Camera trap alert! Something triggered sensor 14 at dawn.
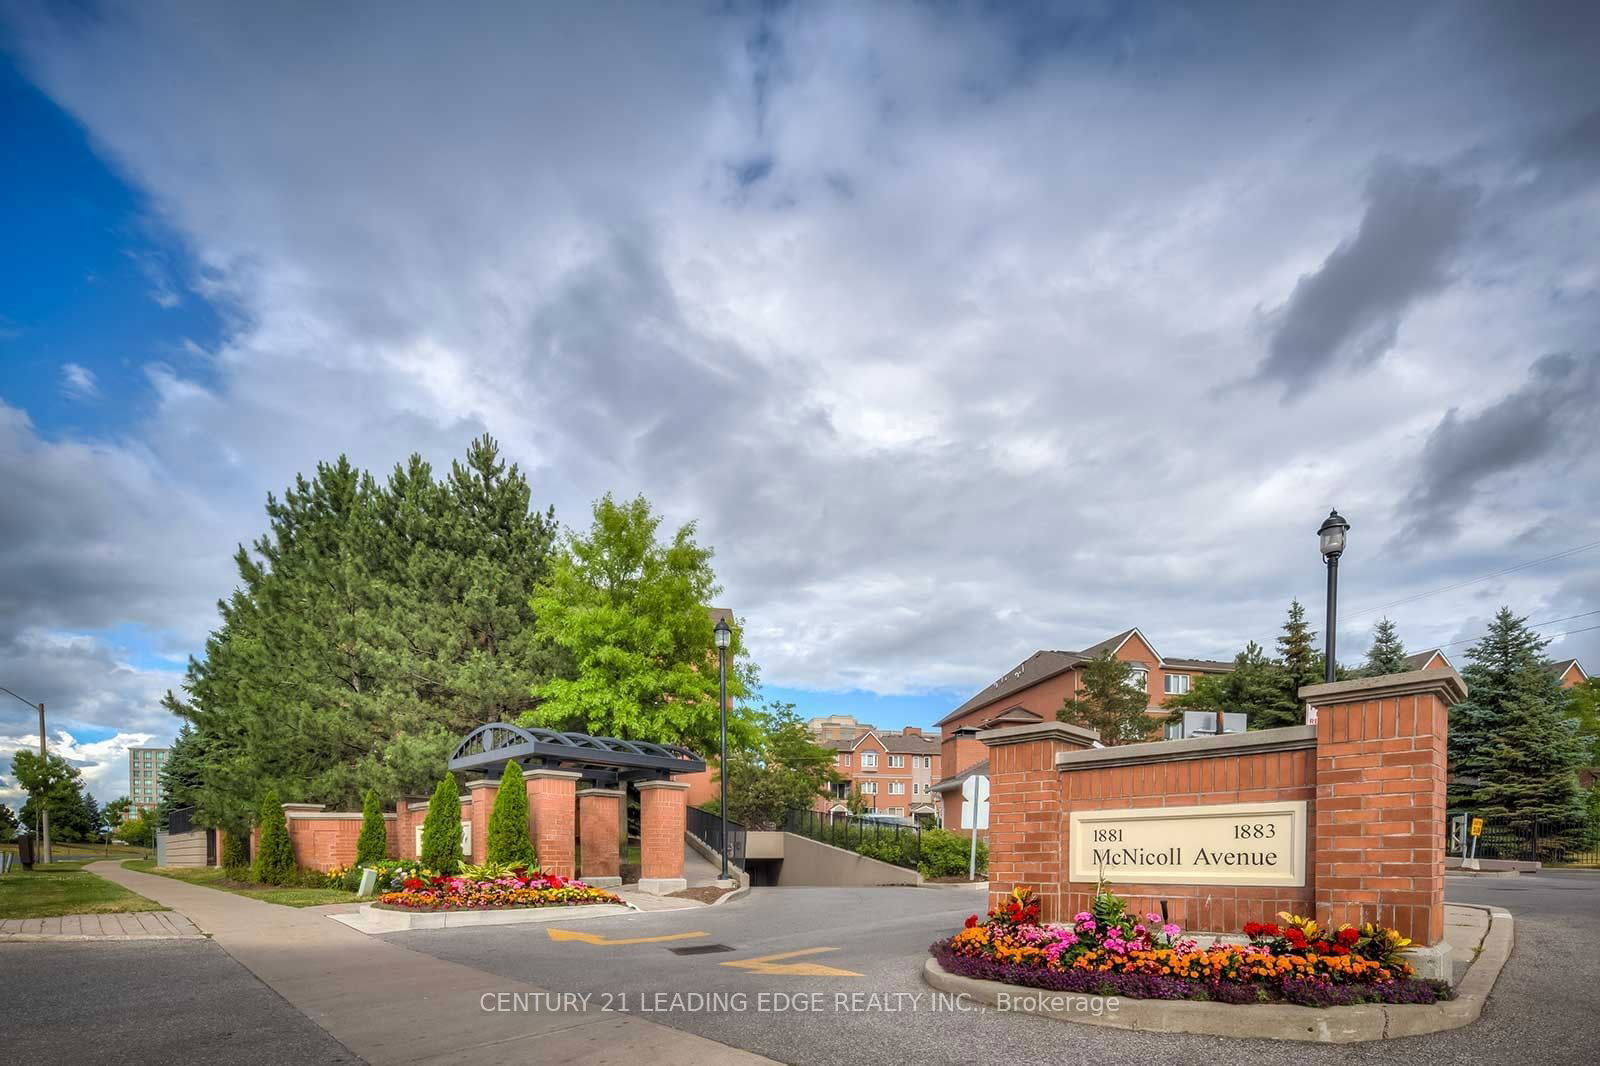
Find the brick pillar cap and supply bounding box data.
[522,768,584,781]
[1299,666,1467,707]
[577,788,625,798]
[465,778,500,790]
[635,779,691,791]
[979,721,1099,749]
[281,803,326,812]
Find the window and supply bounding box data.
[861,752,877,769]
[1128,667,1149,690]
[888,807,903,816]
[839,753,850,767]
[888,755,904,768]
[923,756,933,768]
[1164,673,1190,695]
[889,781,904,795]
[861,781,878,795]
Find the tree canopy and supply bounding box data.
[1361,617,1410,677]
[12,750,101,842]
[165,436,560,829]
[1058,650,1158,744]
[521,493,759,756]
[712,702,840,829]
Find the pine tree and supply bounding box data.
[1058,651,1159,744]
[356,788,388,865]
[484,760,536,867]
[1448,607,1583,814]
[1361,617,1410,677]
[1269,599,1324,728]
[252,789,296,885]
[1472,688,1587,833]
[419,775,463,874]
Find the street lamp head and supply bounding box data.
[713,617,732,650]
[1318,509,1350,560]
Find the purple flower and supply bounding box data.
[1162,923,1182,938]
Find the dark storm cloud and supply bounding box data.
[1400,353,1600,541]
[1253,160,1478,397]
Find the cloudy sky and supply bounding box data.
[2,1,1597,805]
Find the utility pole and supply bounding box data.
[1,686,51,864]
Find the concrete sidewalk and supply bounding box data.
[91,861,773,1066]
[0,909,203,940]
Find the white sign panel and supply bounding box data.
[1068,800,1306,887]
[414,821,471,858]
[960,774,990,830]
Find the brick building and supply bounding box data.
[931,628,1233,829]
[816,726,942,821]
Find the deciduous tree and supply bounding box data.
[714,703,840,829]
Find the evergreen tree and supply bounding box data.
[158,724,208,826]
[252,789,296,885]
[1361,617,1410,677]
[1472,689,1587,833]
[102,796,132,828]
[1058,651,1159,744]
[523,493,759,756]
[1448,607,1582,813]
[356,788,388,865]
[0,803,17,843]
[419,775,463,873]
[221,828,250,871]
[484,760,535,867]
[1270,599,1324,727]
[165,436,559,827]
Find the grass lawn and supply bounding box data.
[2,841,153,863]
[123,859,357,908]
[0,863,166,919]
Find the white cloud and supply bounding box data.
[0,0,1596,731]
[0,729,158,806]
[59,362,99,399]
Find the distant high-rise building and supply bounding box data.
[805,713,874,744]
[128,747,170,813]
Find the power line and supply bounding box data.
[1347,538,1600,619]
[1436,621,1600,651]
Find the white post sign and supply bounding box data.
[961,774,991,880]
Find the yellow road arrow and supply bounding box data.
[720,947,862,977]
[546,929,709,946]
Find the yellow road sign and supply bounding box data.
[546,929,709,946]
[720,946,862,977]
[1470,818,1484,837]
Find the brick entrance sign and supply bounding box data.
[982,667,1465,947]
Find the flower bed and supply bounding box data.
[930,886,1453,1007]
[370,861,623,911]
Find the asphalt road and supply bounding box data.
[388,875,1600,1066]
[0,939,357,1065]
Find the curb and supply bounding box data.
[711,883,752,906]
[920,906,1514,1044]
[0,932,208,942]
[330,900,636,934]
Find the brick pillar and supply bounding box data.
[636,779,691,894]
[465,779,498,866]
[577,788,624,887]
[981,722,1098,923]
[524,769,581,877]
[1303,667,1465,947]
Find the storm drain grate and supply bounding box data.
[668,943,735,955]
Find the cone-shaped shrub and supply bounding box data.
[252,789,295,885]
[221,828,250,871]
[356,788,388,865]
[419,774,463,874]
[485,761,536,867]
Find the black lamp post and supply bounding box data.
[713,616,732,880]
[1317,510,1351,684]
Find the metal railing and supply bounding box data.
[687,805,746,871]
[168,805,196,836]
[1447,810,1600,866]
[783,809,922,870]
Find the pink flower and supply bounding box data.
[1073,912,1094,923]
[1162,923,1181,938]
[1145,912,1162,923]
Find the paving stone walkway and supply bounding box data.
[0,909,203,940]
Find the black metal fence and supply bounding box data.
[687,805,746,871]
[783,809,922,870]
[168,805,195,836]
[1447,810,1600,866]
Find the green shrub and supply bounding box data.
[221,828,250,869]
[252,789,295,885]
[852,832,920,869]
[419,775,463,874]
[918,828,985,879]
[356,788,388,865]
[485,761,535,867]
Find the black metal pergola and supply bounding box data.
[446,723,706,787]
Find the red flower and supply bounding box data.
[1331,945,1351,956]
[1243,921,1263,937]
[964,914,980,929]
[402,877,424,891]
[1313,940,1331,954]
[1336,927,1360,947]
[1285,927,1307,946]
